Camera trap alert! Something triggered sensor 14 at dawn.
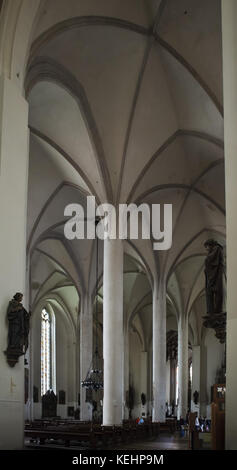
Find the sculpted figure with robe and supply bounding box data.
[5,293,30,366]
[204,239,224,314]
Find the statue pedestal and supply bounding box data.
[202,312,226,344]
[4,347,24,367]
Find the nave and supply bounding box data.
[0,0,237,451]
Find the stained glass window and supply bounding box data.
[41,309,51,396]
[189,363,193,386]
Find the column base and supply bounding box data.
[0,400,24,449]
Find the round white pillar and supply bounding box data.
[123,322,129,420]
[222,0,237,449]
[170,358,176,406]
[0,76,29,449]
[177,315,189,420]
[103,237,123,426]
[191,345,200,415]
[140,351,148,417]
[152,280,166,422]
[80,296,93,421]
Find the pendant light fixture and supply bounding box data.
[81,218,103,391]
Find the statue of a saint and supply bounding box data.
[204,239,224,314]
[23,306,31,353]
[5,293,31,365]
[193,390,199,405]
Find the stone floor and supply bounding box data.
[114,432,189,451]
[25,432,189,451]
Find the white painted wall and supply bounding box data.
[200,329,225,419]
[0,76,29,449]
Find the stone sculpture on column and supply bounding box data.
[4,292,31,366]
[203,240,226,343]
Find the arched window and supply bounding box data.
[41,308,56,396]
[189,362,193,387]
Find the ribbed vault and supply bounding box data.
[21,0,225,356]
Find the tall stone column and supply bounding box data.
[0,76,29,449]
[191,345,200,415]
[170,358,176,406]
[222,0,237,449]
[24,256,31,421]
[177,315,189,420]
[68,334,77,411]
[140,351,148,417]
[166,360,171,405]
[103,237,123,426]
[123,321,129,420]
[152,279,166,422]
[80,295,93,421]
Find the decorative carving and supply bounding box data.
[204,239,224,314]
[167,330,192,360]
[203,312,226,344]
[167,330,178,360]
[4,293,31,367]
[42,390,57,418]
[203,240,226,344]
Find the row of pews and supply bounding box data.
[25,419,160,448]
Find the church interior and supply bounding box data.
[0,0,237,451]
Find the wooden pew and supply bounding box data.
[25,428,96,448]
[166,418,176,434]
[25,418,160,448]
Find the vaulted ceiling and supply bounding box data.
[20,0,225,344]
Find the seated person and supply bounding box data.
[138,417,144,425]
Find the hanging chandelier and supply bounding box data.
[81,362,103,391]
[81,218,103,391]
